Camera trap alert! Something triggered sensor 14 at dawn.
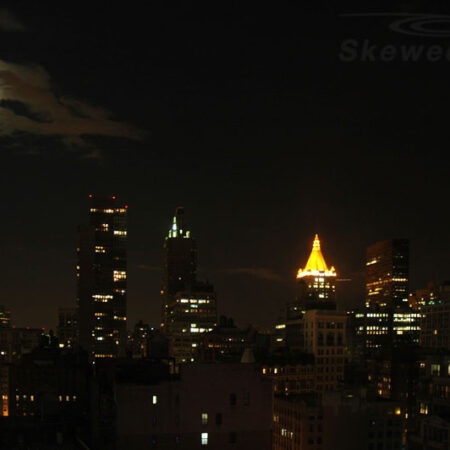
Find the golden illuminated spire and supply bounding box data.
[297,234,336,278]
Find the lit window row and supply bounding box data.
[187,326,213,333]
[92,294,113,302]
[90,208,114,214]
[58,395,77,402]
[114,230,127,236]
[113,271,127,281]
[179,298,211,304]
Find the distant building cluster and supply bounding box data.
[1,196,450,449]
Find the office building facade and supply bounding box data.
[364,239,419,348]
[161,208,217,362]
[366,239,409,310]
[57,307,78,349]
[0,305,10,327]
[77,195,127,360]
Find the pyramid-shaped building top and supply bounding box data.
[297,234,336,279]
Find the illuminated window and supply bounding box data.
[201,412,208,425]
[420,403,429,414]
[201,433,208,445]
[92,294,113,303]
[113,271,127,282]
[153,395,158,405]
[431,364,440,376]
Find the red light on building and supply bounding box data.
[89,194,93,198]
[125,205,129,209]
[112,195,116,200]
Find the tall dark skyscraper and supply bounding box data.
[363,239,419,349]
[161,207,197,299]
[77,195,127,360]
[161,208,217,362]
[366,239,409,309]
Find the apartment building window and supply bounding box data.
[201,412,208,425]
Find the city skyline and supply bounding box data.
[2,4,450,449]
[3,198,448,332]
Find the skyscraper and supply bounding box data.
[161,207,197,300]
[77,195,127,360]
[290,234,337,317]
[366,239,409,309]
[0,305,10,327]
[161,207,217,362]
[363,239,419,349]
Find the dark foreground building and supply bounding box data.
[115,362,273,450]
[0,336,92,448]
[273,389,404,450]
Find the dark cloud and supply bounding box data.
[0,60,143,147]
[0,9,26,32]
[0,99,52,123]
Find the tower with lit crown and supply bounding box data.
[277,234,347,392]
[290,234,337,318]
[161,208,217,362]
[161,207,197,300]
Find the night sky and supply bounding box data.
[1,2,450,331]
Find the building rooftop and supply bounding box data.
[297,234,336,279]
